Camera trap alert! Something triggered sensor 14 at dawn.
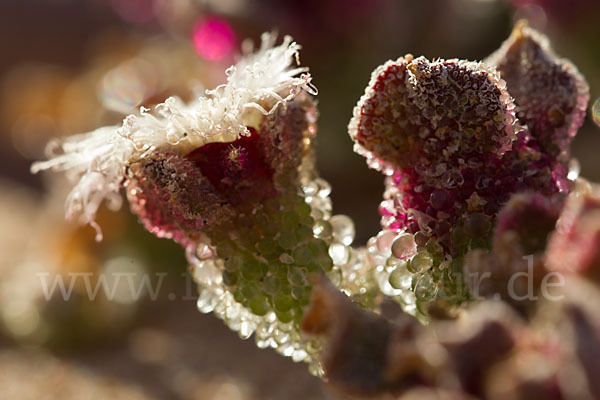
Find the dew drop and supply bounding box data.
[302,181,319,197]
[313,220,333,239]
[329,243,350,266]
[568,158,580,181]
[330,215,355,245]
[415,274,437,302]
[410,251,433,272]
[391,233,417,260]
[389,264,411,290]
[315,178,332,198]
[593,98,600,127]
[376,230,396,254]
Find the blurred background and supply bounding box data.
[0,0,599,398]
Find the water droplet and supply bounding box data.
[568,158,580,181]
[376,230,396,254]
[593,98,600,127]
[302,181,319,196]
[263,275,281,295]
[388,264,411,289]
[415,274,437,302]
[287,268,307,286]
[239,321,255,339]
[410,251,433,272]
[315,178,332,198]
[313,220,332,239]
[292,349,308,362]
[195,243,214,260]
[329,243,350,266]
[327,267,342,286]
[292,245,312,265]
[330,215,355,245]
[308,362,324,377]
[391,233,417,259]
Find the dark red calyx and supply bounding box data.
[186,127,276,204]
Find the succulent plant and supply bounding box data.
[350,21,589,319]
[31,20,600,399]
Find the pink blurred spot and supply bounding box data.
[192,17,235,61]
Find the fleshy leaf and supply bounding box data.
[125,152,234,246]
[349,55,517,173]
[486,21,589,162]
[494,191,563,255]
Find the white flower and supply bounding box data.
[31,33,316,238]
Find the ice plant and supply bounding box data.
[349,21,589,318]
[32,33,361,370]
[301,179,600,399]
[31,21,600,398]
[302,262,600,399]
[31,33,316,237]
